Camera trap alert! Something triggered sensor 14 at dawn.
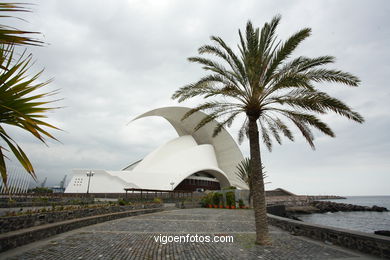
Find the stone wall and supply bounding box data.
[266,196,312,206]
[0,203,162,233]
[266,195,346,207]
[0,208,163,252]
[267,214,390,258]
[0,197,95,208]
[266,205,287,217]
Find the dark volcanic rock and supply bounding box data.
[310,201,389,213]
[374,230,390,237]
[372,205,388,212]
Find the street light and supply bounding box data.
[86,170,94,194]
[170,181,175,191]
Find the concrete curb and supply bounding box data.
[0,207,163,252]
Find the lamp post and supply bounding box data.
[170,181,175,191]
[86,171,94,194]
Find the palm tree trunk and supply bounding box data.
[248,115,271,245]
[248,186,252,207]
[248,181,253,207]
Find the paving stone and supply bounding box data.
[1,208,371,259]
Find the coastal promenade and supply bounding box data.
[0,208,378,259]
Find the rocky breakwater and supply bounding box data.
[310,201,388,213]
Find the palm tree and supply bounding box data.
[172,15,364,245]
[0,3,58,190]
[235,157,269,206]
[0,3,43,47]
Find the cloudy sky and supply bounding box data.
[5,0,390,195]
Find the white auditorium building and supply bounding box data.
[65,107,248,193]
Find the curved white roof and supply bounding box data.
[65,106,248,193]
[133,107,246,189]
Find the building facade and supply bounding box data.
[65,107,248,193]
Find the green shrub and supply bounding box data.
[35,197,49,203]
[69,199,79,204]
[117,198,127,206]
[200,192,214,207]
[226,191,235,207]
[222,186,237,190]
[29,187,53,194]
[207,192,214,205]
[153,198,162,204]
[200,197,207,207]
[218,193,224,206]
[42,198,49,204]
[238,199,245,207]
[212,192,220,205]
[212,192,223,206]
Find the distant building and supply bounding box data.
[65,107,248,193]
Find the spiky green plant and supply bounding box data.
[0,3,43,47]
[236,157,252,188]
[0,44,59,186]
[0,3,58,190]
[236,158,269,205]
[235,158,269,207]
[172,15,364,244]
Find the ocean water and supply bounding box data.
[296,196,390,233]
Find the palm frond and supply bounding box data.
[270,90,364,123]
[265,28,311,83]
[212,111,241,137]
[199,37,246,86]
[0,45,60,185]
[273,118,294,141]
[172,15,363,150]
[259,15,281,55]
[304,68,360,86]
[238,118,249,144]
[235,157,251,186]
[0,3,43,46]
[278,56,335,74]
[235,157,268,187]
[272,108,335,149]
[259,120,272,151]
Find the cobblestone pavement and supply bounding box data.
[0,208,377,259]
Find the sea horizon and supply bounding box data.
[297,195,390,233]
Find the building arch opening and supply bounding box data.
[174,170,230,191]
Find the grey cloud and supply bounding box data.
[3,0,389,195]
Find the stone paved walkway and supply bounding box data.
[0,208,378,259]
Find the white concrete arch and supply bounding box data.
[133,107,247,189]
[65,106,248,193]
